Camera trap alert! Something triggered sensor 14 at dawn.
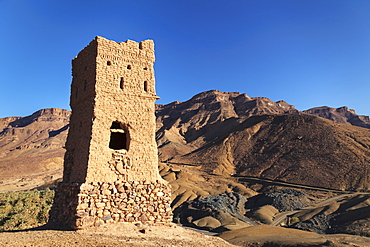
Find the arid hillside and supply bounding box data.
[1,90,370,192]
[157,90,370,191]
[0,108,70,191]
[155,90,297,161]
[169,113,370,191]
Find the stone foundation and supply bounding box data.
[49,180,172,229]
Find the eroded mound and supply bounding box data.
[174,192,254,232]
[290,194,370,237]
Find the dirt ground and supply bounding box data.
[3,223,370,247]
[0,223,234,247]
[219,225,370,247]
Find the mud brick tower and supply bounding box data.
[49,36,172,229]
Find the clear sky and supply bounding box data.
[1,0,369,118]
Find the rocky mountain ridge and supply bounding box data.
[304,106,370,129]
[156,91,298,160]
[155,91,370,191]
[0,90,369,192]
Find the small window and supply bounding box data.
[109,121,129,150]
[84,80,87,91]
[120,77,124,89]
[107,61,111,66]
[144,81,148,92]
[127,65,131,69]
[143,67,148,70]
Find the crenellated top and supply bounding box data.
[95,36,155,62]
[95,36,153,51]
[73,36,155,63]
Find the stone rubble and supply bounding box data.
[50,180,172,229]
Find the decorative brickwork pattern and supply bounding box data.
[49,36,171,229]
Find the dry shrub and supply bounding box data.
[0,188,54,231]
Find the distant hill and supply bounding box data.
[1,90,369,192]
[304,106,370,129]
[0,108,70,191]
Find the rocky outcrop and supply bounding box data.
[174,192,254,231]
[246,189,310,212]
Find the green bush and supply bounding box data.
[0,188,54,231]
[289,216,300,225]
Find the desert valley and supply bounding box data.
[3,0,370,246]
[1,90,370,246]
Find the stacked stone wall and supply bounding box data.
[50,180,172,229]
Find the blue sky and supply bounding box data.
[1,0,370,118]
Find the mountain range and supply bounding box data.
[1,90,369,192]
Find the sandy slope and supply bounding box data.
[0,223,234,247]
[219,225,370,247]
